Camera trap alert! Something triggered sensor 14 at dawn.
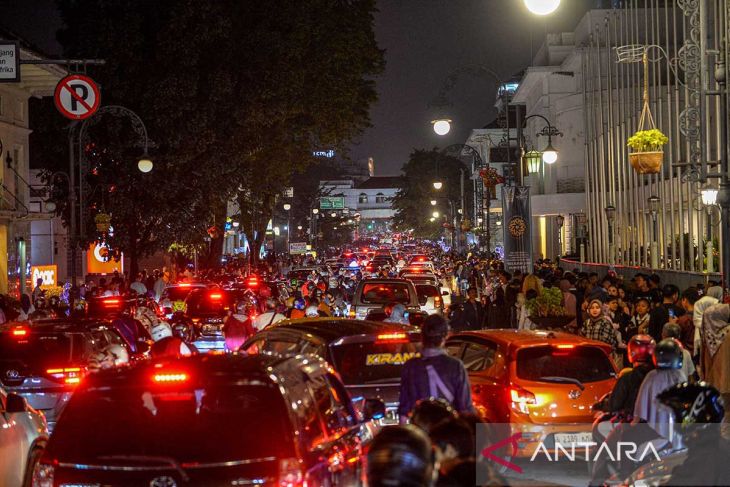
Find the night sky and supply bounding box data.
[2,0,592,175]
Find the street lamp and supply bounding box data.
[330,212,337,218]
[312,208,319,215]
[432,119,452,136]
[283,203,291,211]
[429,217,436,222]
[605,205,616,264]
[541,140,558,164]
[432,211,440,218]
[648,195,660,268]
[524,0,561,16]
[701,185,719,206]
[525,150,542,174]
[556,214,565,258]
[430,199,437,206]
[137,155,153,173]
[433,180,443,190]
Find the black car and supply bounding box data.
[0,319,134,430]
[185,288,232,352]
[34,354,376,486]
[242,318,421,422]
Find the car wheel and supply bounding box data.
[23,446,44,487]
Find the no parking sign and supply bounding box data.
[54,74,101,120]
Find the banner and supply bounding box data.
[31,265,57,288]
[501,186,533,274]
[86,243,123,274]
[289,242,308,254]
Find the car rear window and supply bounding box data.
[49,383,293,463]
[330,338,422,384]
[0,332,79,370]
[360,283,412,304]
[186,290,229,316]
[415,285,439,305]
[163,287,195,301]
[516,345,615,383]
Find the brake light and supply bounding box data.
[178,283,191,287]
[417,256,426,261]
[209,292,223,300]
[376,332,409,344]
[153,372,188,383]
[31,461,54,487]
[12,326,28,337]
[46,367,83,385]
[279,457,304,487]
[102,297,122,306]
[434,296,442,306]
[510,386,537,414]
[555,344,575,349]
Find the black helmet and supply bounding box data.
[366,425,436,487]
[410,398,458,434]
[657,381,725,426]
[653,338,683,369]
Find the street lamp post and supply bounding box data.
[702,185,718,272]
[283,203,291,255]
[575,212,587,262]
[648,195,660,269]
[605,204,616,264]
[556,214,565,259]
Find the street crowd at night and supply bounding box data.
[2,0,730,486]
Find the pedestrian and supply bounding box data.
[700,303,730,436]
[661,322,696,380]
[581,299,618,349]
[31,278,45,303]
[630,298,651,336]
[686,285,720,356]
[18,294,35,321]
[461,287,485,330]
[647,284,682,342]
[129,273,147,296]
[398,315,475,419]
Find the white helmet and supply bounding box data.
[151,321,173,341]
[106,344,130,366]
[305,305,320,318]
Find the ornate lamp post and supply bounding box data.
[648,195,661,268]
[556,214,565,258]
[605,204,616,264]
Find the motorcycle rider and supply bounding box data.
[150,321,194,358]
[252,298,286,331]
[595,335,655,415]
[222,301,255,352]
[657,381,730,486]
[289,297,307,319]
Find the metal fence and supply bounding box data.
[561,258,722,291]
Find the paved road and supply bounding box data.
[501,458,592,487]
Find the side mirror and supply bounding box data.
[363,398,386,421]
[5,393,28,414]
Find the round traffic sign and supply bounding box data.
[54,74,101,120]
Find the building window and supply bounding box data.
[375,192,386,203]
[359,193,368,204]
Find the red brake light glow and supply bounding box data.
[47,367,83,385]
[178,283,191,288]
[555,344,575,349]
[376,332,409,344]
[102,298,122,306]
[153,372,188,383]
[12,326,28,337]
[209,293,223,300]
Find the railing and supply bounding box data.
[561,258,722,291]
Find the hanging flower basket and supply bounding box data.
[479,167,505,188]
[461,219,472,232]
[627,51,668,175]
[94,213,112,233]
[442,222,452,229]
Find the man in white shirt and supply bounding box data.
[130,274,147,296]
[252,298,286,331]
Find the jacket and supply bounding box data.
[606,363,652,414]
[634,368,687,439]
[398,348,475,417]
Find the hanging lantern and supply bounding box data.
[95,213,112,233]
[524,150,542,174]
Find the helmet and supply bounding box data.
[294,298,306,310]
[366,425,436,487]
[653,338,683,369]
[105,344,129,366]
[151,321,173,341]
[409,398,458,434]
[627,334,656,365]
[305,305,319,318]
[172,322,194,343]
[658,381,725,426]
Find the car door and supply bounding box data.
[0,390,25,487]
[460,338,509,423]
[307,372,362,486]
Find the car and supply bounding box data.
[445,329,617,458]
[400,272,439,285]
[243,318,421,422]
[414,283,444,315]
[185,287,232,352]
[0,387,48,487]
[350,278,421,320]
[0,320,134,430]
[160,282,214,303]
[33,353,378,486]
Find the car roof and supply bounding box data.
[0,318,112,334]
[82,353,329,389]
[449,329,612,354]
[263,317,419,343]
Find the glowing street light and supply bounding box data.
[429,217,435,222]
[432,119,451,136]
[542,140,558,164]
[702,185,719,206]
[433,180,443,190]
[312,208,319,215]
[283,203,291,211]
[137,156,153,173]
[524,0,561,16]
[430,199,437,206]
[432,211,440,218]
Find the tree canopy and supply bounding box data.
[33,0,384,270]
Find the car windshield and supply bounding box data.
[0,332,79,371]
[49,383,292,463]
[186,290,229,317]
[360,283,411,304]
[330,338,421,384]
[516,346,615,383]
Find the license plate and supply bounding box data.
[554,432,593,445]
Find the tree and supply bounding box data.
[33,0,384,270]
[391,149,467,239]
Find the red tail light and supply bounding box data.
[209,292,223,300]
[12,326,29,337]
[178,283,191,287]
[153,372,188,383]
[376,332,409,344]
[46,367,84,385]
[510,386,537,414]
[102,298,122,306]
[279,457,304,487]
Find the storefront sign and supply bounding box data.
[86,243,123,274]
[31,265,57,288]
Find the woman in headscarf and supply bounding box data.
[384,303,409,325]
[581,299,618,349]
[701,303,730,432]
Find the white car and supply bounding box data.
[0,388,48,487]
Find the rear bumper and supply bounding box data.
[508,421,597,458]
